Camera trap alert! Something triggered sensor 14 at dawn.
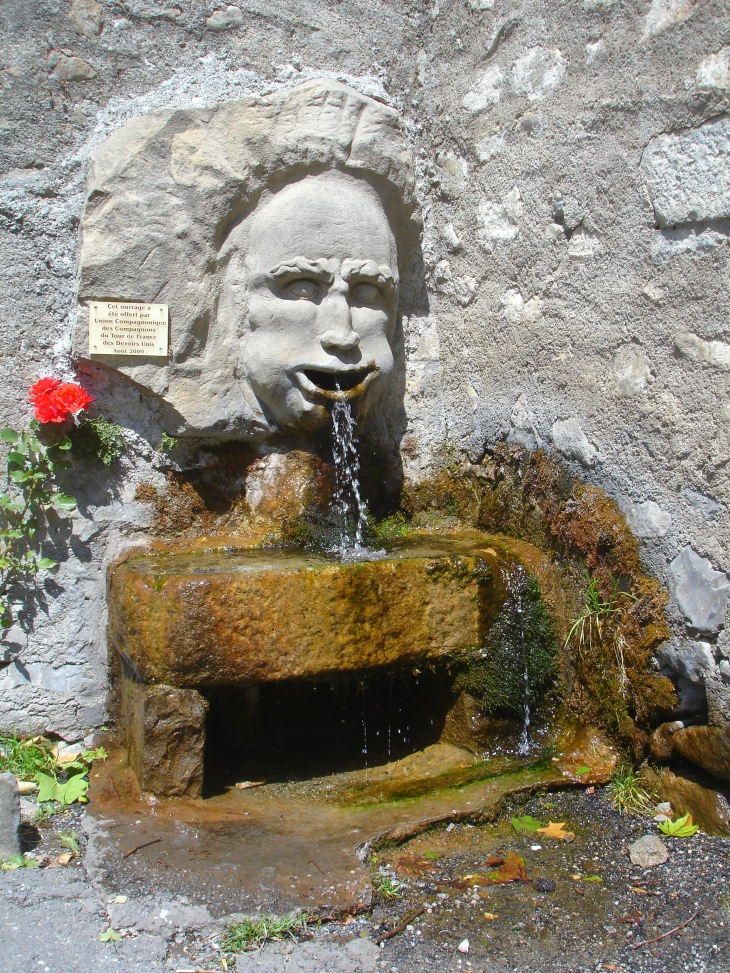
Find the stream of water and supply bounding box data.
[331,392,369,555]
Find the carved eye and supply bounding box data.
[352,282,380,304]
[287,279,318,299]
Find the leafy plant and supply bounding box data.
[1,853,41,871]
[34,771,89,805]
[565,570,636,655]
[158,432,178,453]
[0,422,76,627]
[608,765,655,817]
[72,416,125,466]
[0,733,58,779]
[658,812,699,838]
[221,913,308,953]
[373,873,404,901]
[58,832,80,855]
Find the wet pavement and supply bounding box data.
[3,785,729,972]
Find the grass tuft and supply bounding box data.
[373,873,404,901]
[221,912,308,953]
[0,733,57,779]
[608,765,655,817]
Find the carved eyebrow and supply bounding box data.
[341,259,398,288]
[267,257,334,283]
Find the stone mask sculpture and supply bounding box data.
[75,80,421,440]
[223,171,399,433]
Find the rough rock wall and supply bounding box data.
[1,0,730,739]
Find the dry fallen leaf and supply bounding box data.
[57,853,73,866]
[537,821,575,841]
[483,912,499,920]
[235,780,265,790]
[112,895,127,904]
[396,855,441,877]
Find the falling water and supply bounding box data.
[504,564,531,755]
[331,392,369,554]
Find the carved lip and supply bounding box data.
[293,365,377,403]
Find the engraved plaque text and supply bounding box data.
[89,302,169,357]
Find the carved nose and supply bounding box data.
[320,329,361,352]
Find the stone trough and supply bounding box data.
[107,533,547,797]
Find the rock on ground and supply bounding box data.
[628,834,669,867]
[0,772,21,860]
[673,724,730,782]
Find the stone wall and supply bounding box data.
[2,0,730,740]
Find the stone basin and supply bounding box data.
[108,533,526,686]
[107,532,557,797]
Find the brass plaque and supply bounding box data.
[88,302,169,357]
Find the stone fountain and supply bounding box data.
[74,81,645,911]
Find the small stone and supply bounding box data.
[51,54,97,82]
[457,939,469,953]
[672,724,730,783]
[628,835,668,868]
[534,878,555,892]
[0,773,21,861]
[206,5,243,30]
[656,802,672,814]
[16,780,38,795]
[68,0,103,36]
[649,720,684,761]
[550,417,599,468]
[669,546,730,634]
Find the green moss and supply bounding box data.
[454,573,558,719]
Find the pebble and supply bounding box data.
[629,834,669,867]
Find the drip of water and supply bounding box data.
[504,564,530,755]
[331,392,368,554]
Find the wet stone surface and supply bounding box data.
[2,788,730,972]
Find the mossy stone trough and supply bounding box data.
[107,533,556,797]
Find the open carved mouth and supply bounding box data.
[294,366,377,402]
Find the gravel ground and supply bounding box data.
[1,788,728,972]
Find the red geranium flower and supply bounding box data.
[29,378,93,424]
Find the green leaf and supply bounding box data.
[658,812,699,838]
[59,774,89,805]
[583,875,603,882]
[0,428,18,443]
[511,815,545,832]
[576,766,591,775]
[100,927,122,943]
[52,494,77,511]
[36,558,57,571]
[35,772,62,803]
[7,451,26,467]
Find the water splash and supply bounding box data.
[504,564,531,755]
[331,393,369,555]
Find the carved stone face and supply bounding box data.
[240,172,399,433]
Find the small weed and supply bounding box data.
[158,432,178,453]
[99,927,122,943]
[720,890,730,911]
[373,873,404,901]
[0,734,57,779]
[221,913,308,953]
[565,570,636,655]
[73,416,125,466]
[1,854,41,871]
[58,832,80,855]
[608,765,655,817]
